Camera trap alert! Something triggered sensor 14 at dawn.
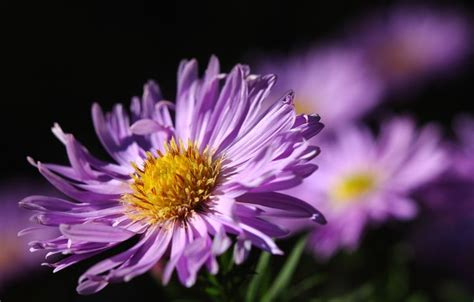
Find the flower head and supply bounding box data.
[357,6,471,90]
[256,46,383,132]
[285,117,446,259]
[20,56,325,294]
[420,115,474,208]
[450,115,474,180]
[413,115,474,282]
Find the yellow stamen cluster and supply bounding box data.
[122,139,222,224]
[330,172,376,203]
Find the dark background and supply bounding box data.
[2,1,473,301]
[3,0,473,178]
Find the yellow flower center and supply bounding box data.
[375,40,424,77]
[330,172,376,203]
[0,239,22,271]
[293,98,316,115]
[122,139,222,224]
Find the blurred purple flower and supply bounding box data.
[412,199,474,285]
[419,115,474,208]
[451,115,474,180]
[256,47,383,131]
[413,115,474,282]
[357,6,471,91]
[284,117,447,259]
[20,56,325,294]
[0,179,56,289]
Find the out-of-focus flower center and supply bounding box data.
[330,172,376,203]
[122,139,222,224]
[0,239,22,271]
[375,40,424,76]
[294,98,316,115]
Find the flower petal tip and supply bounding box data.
[311,213,327,225]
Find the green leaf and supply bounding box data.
[245,251,271,302]
[287,274,325,300]
[438,281,471,302]
[406,292,429,302]
[261,236,308,302]
[218,248,235,274]
[327,283,375,302]
[205,286,221,297]
[206,273,220,287]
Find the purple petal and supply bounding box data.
[233,238,251,265]
[238,216,289,238]
[130,119,172,136]
[240,223,283,255]
[110,227,172,282]
[77,279,109,295]
[38,163,120,203]
[60,224,135,243]
[236,192,326,224]
[211,227,232,255]
[20,195,82,211]
[293,114,324,140]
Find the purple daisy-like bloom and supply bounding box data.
[413,115,474,282]
[419,115,474,208]
[256,46,383,131]
[285,117,446,259]
[0,179,57,289]
[418,115,474,210]
[450,115,474,180]
[411,196,474,284]
[20,56,325,294]
[356,5,471,90]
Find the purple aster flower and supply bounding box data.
[419,115,474,208]
[411,196,474,285]
[256,46,383,131]
[20,56,325,294]
[284,117,446,259]
[356,5,471,91]
[450,115,474,180]
[413,116,474,283]
[0,179,57,289]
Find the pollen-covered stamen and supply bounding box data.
[122,139,222,224]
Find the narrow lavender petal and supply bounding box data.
[77,279,109,295]
[109,227,172,282]
[130,119,172,136]
[211,227,232,255]
[233,204,264,218]
[60,224,135,243]
[233,238,252,265]
[225,91,296,161]
[240,74,277,130]
[38,163,120,203]
[293,114,324,140]
[178,237,213,287]
[20,195,82,211]
[175,59,198,139]
[240,223,283,255]
[78,243,141,283]
[236,192,326,224]
[50,250,103,273]
[141,80,162,119]
[91,103,142,165]
[238,216,288,238]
